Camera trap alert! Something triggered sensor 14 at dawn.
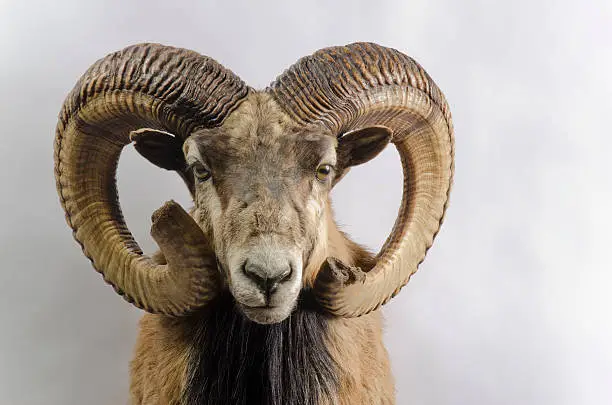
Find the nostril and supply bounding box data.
[265,267,292,296]
[277,267,292,283]
[268,265,292,287]
[242,261,293,295]
[243,262,265,286]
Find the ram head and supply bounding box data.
[54,43,454,324]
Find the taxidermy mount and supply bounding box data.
[54,42,454,404]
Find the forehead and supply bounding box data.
[185,93,337,170]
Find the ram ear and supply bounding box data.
[130,128,186,171]
[130,128,195,194]
[334,126,392,185]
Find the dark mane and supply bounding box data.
[182,292,338,405]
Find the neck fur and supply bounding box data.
[182,293,338,405]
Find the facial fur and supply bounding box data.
[183,93,336,324]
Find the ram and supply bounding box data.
[54,42,454,405]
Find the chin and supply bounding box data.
[239,302,296,324]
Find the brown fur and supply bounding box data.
[321,213,395,405]
[129,93,395,404]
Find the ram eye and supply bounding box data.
[192,164,211,181]
[315,164,332,182]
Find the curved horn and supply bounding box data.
[267,42,454,317]
[55,43,249,315]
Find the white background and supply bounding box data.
[1,1,610,404]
